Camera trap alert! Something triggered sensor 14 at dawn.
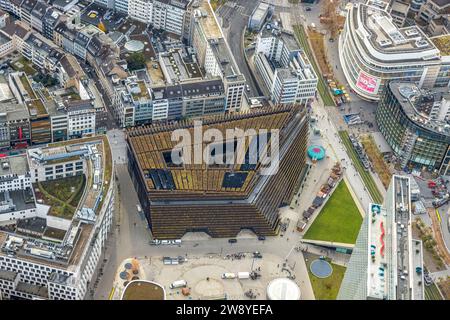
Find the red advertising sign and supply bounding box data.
[356,72,379,94]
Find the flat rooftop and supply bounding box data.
[389,82,450,139]
[430,34,450,56]
[0,137,113,270]
[261,27,299,53]
[127,106,295,197]
[160,49,203,83]
[351,3,440,59]
[367,203,389,299]
[392,175,411,300]
[0,155,29,177]
[208,38,244,81]
[252,2,271,21]
[0,189,36,216]
[0,75,14,102]
[196,0,223,39]
[80,2,126,32]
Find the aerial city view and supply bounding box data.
[0,0,448,306]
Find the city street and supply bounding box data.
[93,1,377,300]
[216,0,263,97]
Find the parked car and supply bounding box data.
[305,7,312,11]
[228,238,237,244]
[258,235,266,241]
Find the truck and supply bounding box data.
[237,272,250,279]
[221,273,237,279]
[169,280,187,289]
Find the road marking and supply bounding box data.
[436,208,441,224]
[108,286,115,300]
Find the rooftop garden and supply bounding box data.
[431,35,450,56]
[34,175,86,219]
[13,57,36,76]
[19,75,36,99]
[303,180,363,244]
[60,89,81,102]
[27,99,48,115]
[33,73,59,88]
[43,227,67,242]
[45,136,113,215]
[131,81,150,99]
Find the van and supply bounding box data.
[170,280,187,289]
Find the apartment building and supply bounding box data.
[0,103,31,149]
[190,0,245,112]
[128,0,153,24]
[0,137,115,300]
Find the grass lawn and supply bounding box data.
[35,175,86,219]
[305,254,346,300]
[13,57,36,76]
[303,180,362,244]
[41,175,85,202]
[425,283,443,300]
[339,131,384,204]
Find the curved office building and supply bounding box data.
[339,1,449,101]
[376,81,450,172]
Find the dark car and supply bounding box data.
[305,7,312,11]
[258,235,266,241]
[228,238,237,244]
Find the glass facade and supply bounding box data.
[376,85,450,170]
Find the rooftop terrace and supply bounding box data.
[350,3,440,60]
[430,34,450,56]
[0,136,113,269]
[196,0,223,39]
[389,82,450,139]
[367,203,390,299]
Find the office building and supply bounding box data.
[376,81,450,173]
[339,1,450,101]
[254,26,318,105]
[0,137,115,300]
[126,104,309,239]
[248,1,274,32]
[338,175,424,300]
[190,0,246,112]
